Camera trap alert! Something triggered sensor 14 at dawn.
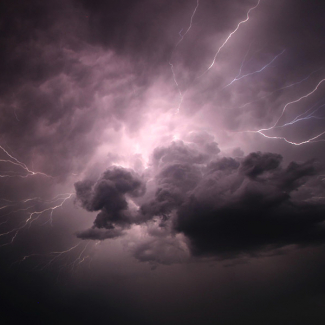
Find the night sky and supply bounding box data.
[1,0,325,324]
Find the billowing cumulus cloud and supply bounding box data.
[75,167,145,239]
[176,154,324,257]
[75,134,325,262]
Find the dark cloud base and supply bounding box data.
[75,137,325,262]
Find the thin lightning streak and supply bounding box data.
[241,78,325,145]
[0,204,13,211]
[1,194,72,209]
[199,0,261,77]
[40,243,82,270]
[175,0,200,48]
[169,62,184,113]
[238,68,323,109]
[70,242,91,272]
[48,209,55,227]
[12,242,90,275]
[0,195,72,221]
[0,193,74,246]
[0,145,52,178]
[254,129,325,146]
[275,102,325,128]
[223,49,285,88]
[13,253,42,265]
[0,197,40,204]
[26,193,74,227]
[260,78,325,131]
[77,256,90,265]
[169,0,200,113]
[226,41,253,87]
[34,244,81,270]
[0,205,36,219]
[44,193,75,203]
[0,225,23,238]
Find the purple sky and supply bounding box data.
[1,0,325,324]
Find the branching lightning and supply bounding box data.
[275,100,325,129]
[169,0,200,113]
[261,78,325,131]
[238,68,322,109]
[246,78,325,145]
[169,0,262,114]
[12,241,95,277]
[0,193,74,247]
[167,0,324,146]
[0,145,52,178]
[223,49,285,88]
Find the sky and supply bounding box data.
[1,0,325,324]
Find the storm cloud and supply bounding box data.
[75,135,325,262]
[75,167,145,239]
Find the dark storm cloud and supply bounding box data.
[75,135,325,261]
[75,167,146,239]
[159,148,324,258]
[176,153,324,257]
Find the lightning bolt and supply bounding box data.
[13,241,95,277]
[0,193,74,246]
[169,0,200,113]
[169,0,262,114]
[40,243,82,271]
[239,78,325,145]
[238,68,322,109]
[69,241,91,272]
[12,243,82,271]
[169,62,184,114]
[275,100,325,129]
[260,78,325,131]
[199,0,261,77]
[224,41,254,88]
[253,130,325,146]
[0,145,52,178]
[223,49,285,88]
[175,0,200,48]
[242,78,325,145]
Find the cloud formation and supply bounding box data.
[75,167,145,239]
[75,133,325,263]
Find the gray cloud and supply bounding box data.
[176,153,324,257]
[75,167,145,238]
[75,134,325,263]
